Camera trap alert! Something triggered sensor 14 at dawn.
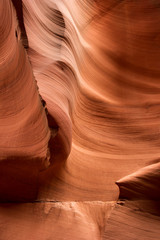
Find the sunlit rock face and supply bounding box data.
[0,0,160,239]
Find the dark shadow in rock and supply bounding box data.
[11,0,29,48]
[0,156,42,202]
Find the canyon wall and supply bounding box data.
[0,0,160,239]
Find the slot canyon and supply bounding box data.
[0,0,160,239]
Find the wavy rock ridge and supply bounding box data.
[0,0,51,201]
[0,0,160,239]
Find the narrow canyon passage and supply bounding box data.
[0,0,160,239]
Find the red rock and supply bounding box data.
[0,0,160,239]
[0,0,50,201]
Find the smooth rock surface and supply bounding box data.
[0,0,160,239]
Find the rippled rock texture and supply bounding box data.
[0,0,160,239]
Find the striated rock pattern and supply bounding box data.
[0,0,51,201]
[0,0,160,239]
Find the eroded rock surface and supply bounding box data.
[0,0,160,239]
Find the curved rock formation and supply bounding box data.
[0,0,160,239]
[117,162,160,200]
[0,0,51,201]
[22,0,160,203]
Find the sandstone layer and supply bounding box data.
[0,0,160,239]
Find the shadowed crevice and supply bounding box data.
[11,0,28,48]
